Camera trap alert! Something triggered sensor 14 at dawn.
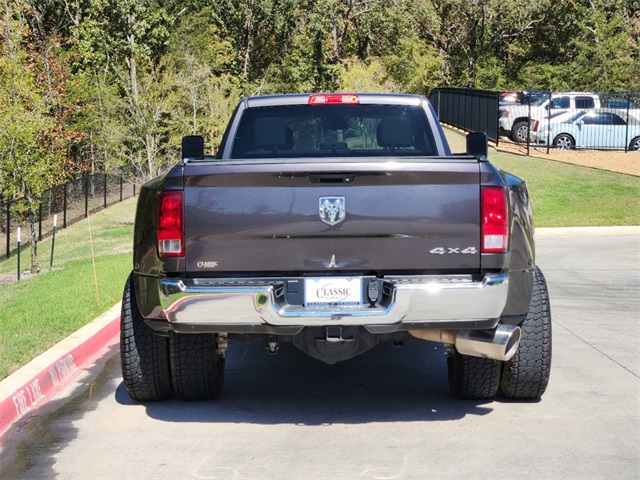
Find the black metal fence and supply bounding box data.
[429,88,501,143]
[0,172,138,260]
[429,88,640,153]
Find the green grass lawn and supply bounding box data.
[0,198,136,379]
[489,150,639,226]
[0,149,639,380]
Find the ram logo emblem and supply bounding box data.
[319,196,346,226]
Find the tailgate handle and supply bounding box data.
[309,173,355,184]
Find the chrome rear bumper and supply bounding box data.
[156,274,509,331]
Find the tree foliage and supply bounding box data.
[0,0,638,197]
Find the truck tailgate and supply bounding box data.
[183,160,481,273]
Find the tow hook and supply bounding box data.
[266,334,279,355]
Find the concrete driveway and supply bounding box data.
[1,231,638,479]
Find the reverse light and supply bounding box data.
[481,187,509,254]
[309,94,359,105]
[158,191,184,257]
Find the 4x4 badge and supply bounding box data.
[429,247,478,255]
[319,196,346,226]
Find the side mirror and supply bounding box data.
[182,135,204,160]
[466,132,488,160]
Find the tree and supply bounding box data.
[0,0,62,272]
[569,0,640,91]
[340,57,399,92]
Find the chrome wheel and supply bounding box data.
[553,134,574,150]
[630,137,640,152]
[511,121,529,143]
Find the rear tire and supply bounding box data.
[511,120,529,143]
[170,333,225,401]
[500,267,552,399]
[553,133,574,149]
[120,273,173,401]
[629,136,640,152]
[447,350,501,400]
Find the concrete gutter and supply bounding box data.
[0,303,121,440]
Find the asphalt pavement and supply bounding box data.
[0,229,638,479]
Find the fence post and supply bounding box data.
[526,96,531,156]
[495,93,500,146]
[103,173,108,208]
[120,176,123,202]
[546,92,552,154]
[63,183,68,228]
[17,227,20,281]
[84,176,89,218]
[625,93,630,153]
[38,202,43,241]
[5,202,10,258]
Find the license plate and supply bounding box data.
[304,277,362,306]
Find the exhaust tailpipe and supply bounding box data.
[410,324,521,361]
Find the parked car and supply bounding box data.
[500,92,600,143]
[529,111,580,143]
[531,109,640,150]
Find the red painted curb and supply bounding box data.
[0,316,120,440]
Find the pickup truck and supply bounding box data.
[500,92,600,143]
[121,93,552,402]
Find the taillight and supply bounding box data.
[532,120,539,132]
[481,187,509,254]
[309,94,359,105]
[158,191,184,257]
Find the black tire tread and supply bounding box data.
[447,352,501,400]
[170,333,225,401]
[500,267,552,399]
[511,120,529,143]
[120,273,173,401]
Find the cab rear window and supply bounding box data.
[230,104,437,159]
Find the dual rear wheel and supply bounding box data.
[447,267,552,400]
[120,273,225,402]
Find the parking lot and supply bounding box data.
[0,231,638,479]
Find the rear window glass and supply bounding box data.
[575,97,596,109]
[229,104,437,159]
[552,97,570,109]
